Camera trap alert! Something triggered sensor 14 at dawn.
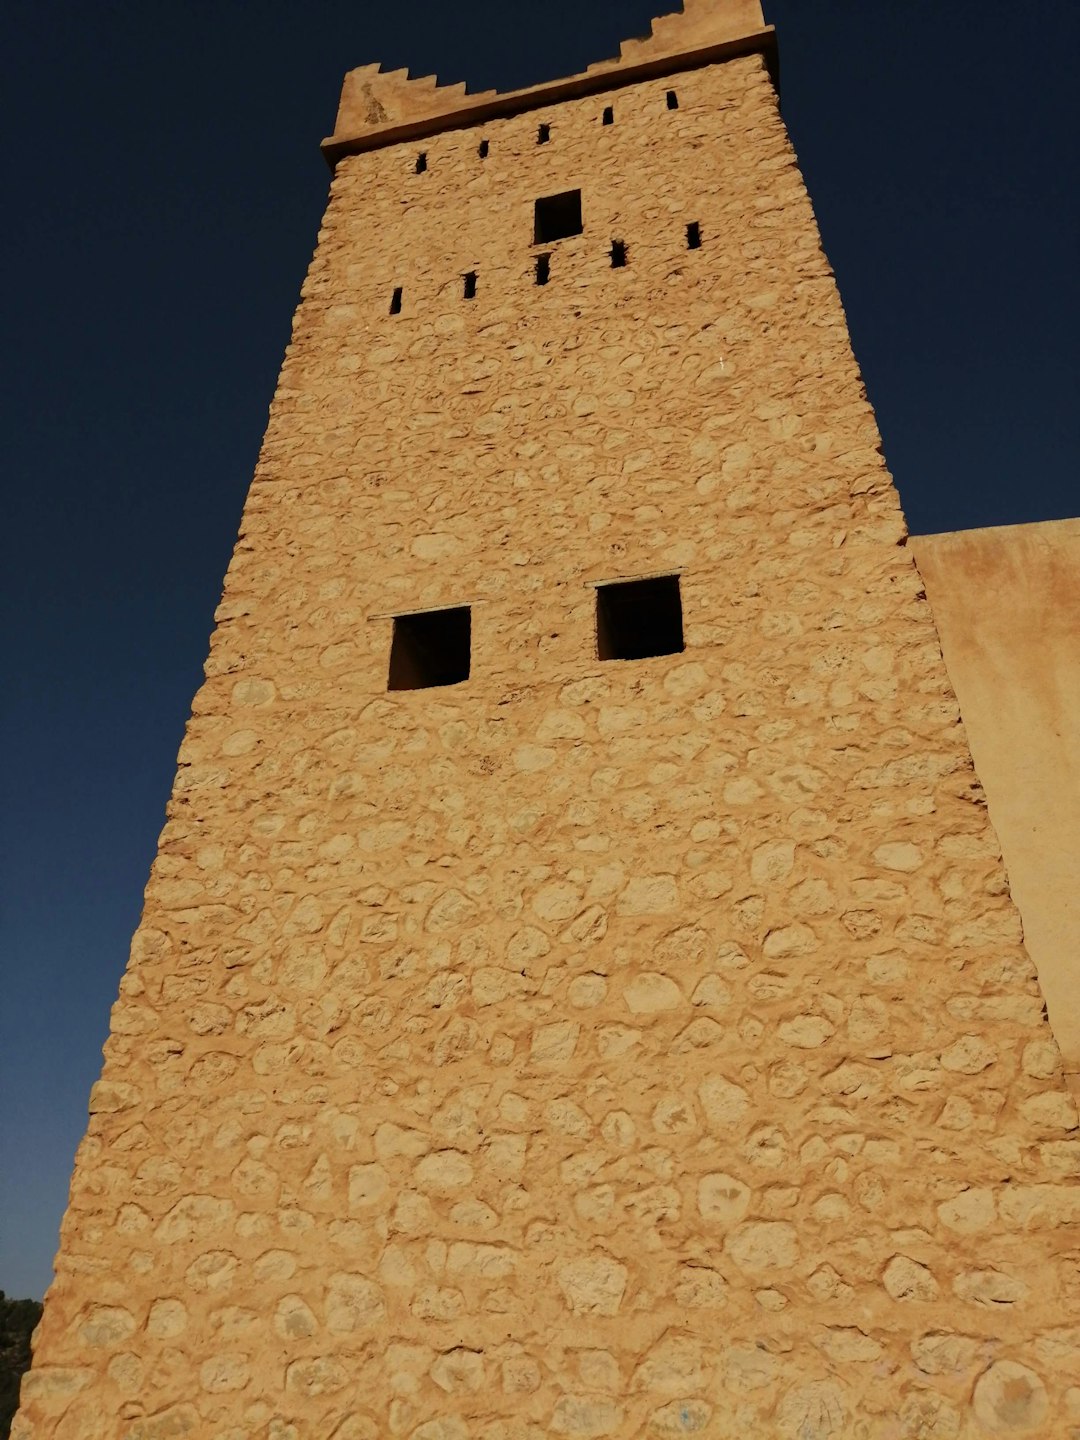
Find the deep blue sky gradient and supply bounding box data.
[1,0,1077,1300]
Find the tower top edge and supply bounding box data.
[322,1,773,167]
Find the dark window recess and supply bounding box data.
[666,90,679,110]
[687,221,702,250]
[602,106,614,125]
[389,286,403,315]
[534,189,583,244]
[596,576,684,661]
[463,271,478,300]
[388,607,471,690]
[415,152,428,173]
[478,138,490,159]
[535,253,551,286]
[610,239,627,269]
[537,123,551,144]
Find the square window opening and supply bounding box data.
[666,89,679,110]
[537,122,551,144]
[687,221,702,250]
[389,286,403,315]
[610,239,627,269]
[389,607,471,690]
[596,576,683,662]
[535,253,551,286]
[463,271,478,300]
[602,106,614,125]
[534,189,582,244]
[415,152,428,173]
[478,138,490,158]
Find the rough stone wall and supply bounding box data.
[16,51,1080,1440]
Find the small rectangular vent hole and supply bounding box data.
[602,106,614,125]
[666,90,679,110]
[478,139,489,158]
[534,189,582,243]
[687,221,702,250]
[463,271,478,300]
[535,254,551,286]
[389,286,403,315]
[537,123,551,144]
[389,607,471,690]
[415,152,428,173]
[610,239,627,269]
[597,576,684,662]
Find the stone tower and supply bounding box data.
[16,3,1079,1437]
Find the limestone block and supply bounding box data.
[557,1256,629,1316]
[972,1360,1050,1433]
[724,1221,798,1272]
[938,1188,996,1234]
[550,1397,623,1436]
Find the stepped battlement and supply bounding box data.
[325,0,773,163]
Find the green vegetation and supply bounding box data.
[1,1292,42,1439]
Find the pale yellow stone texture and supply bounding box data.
[15,28,1080,1440]
[914,520,1080,1091]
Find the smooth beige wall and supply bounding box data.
[914,520,1080,1088]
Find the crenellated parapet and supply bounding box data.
[587,0,767,72]
[331,63,497,144]
[324,0,772,163]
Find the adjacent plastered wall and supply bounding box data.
[914,520,1080,1091]
[15,31,1080,1440]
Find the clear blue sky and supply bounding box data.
[1,0,1077,1301]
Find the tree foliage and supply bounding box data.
[0,1292,42,1439]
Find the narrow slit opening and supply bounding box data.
[535,254,551,286]
[537,123,551,144]
[415,152,428,173]
[389,286,403,315]
[602,106,614,126]
[666,90,679,110]
[478,139,489,159]
[463,271,477,300]
[686,221,702,250]
[610,239,627,269]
